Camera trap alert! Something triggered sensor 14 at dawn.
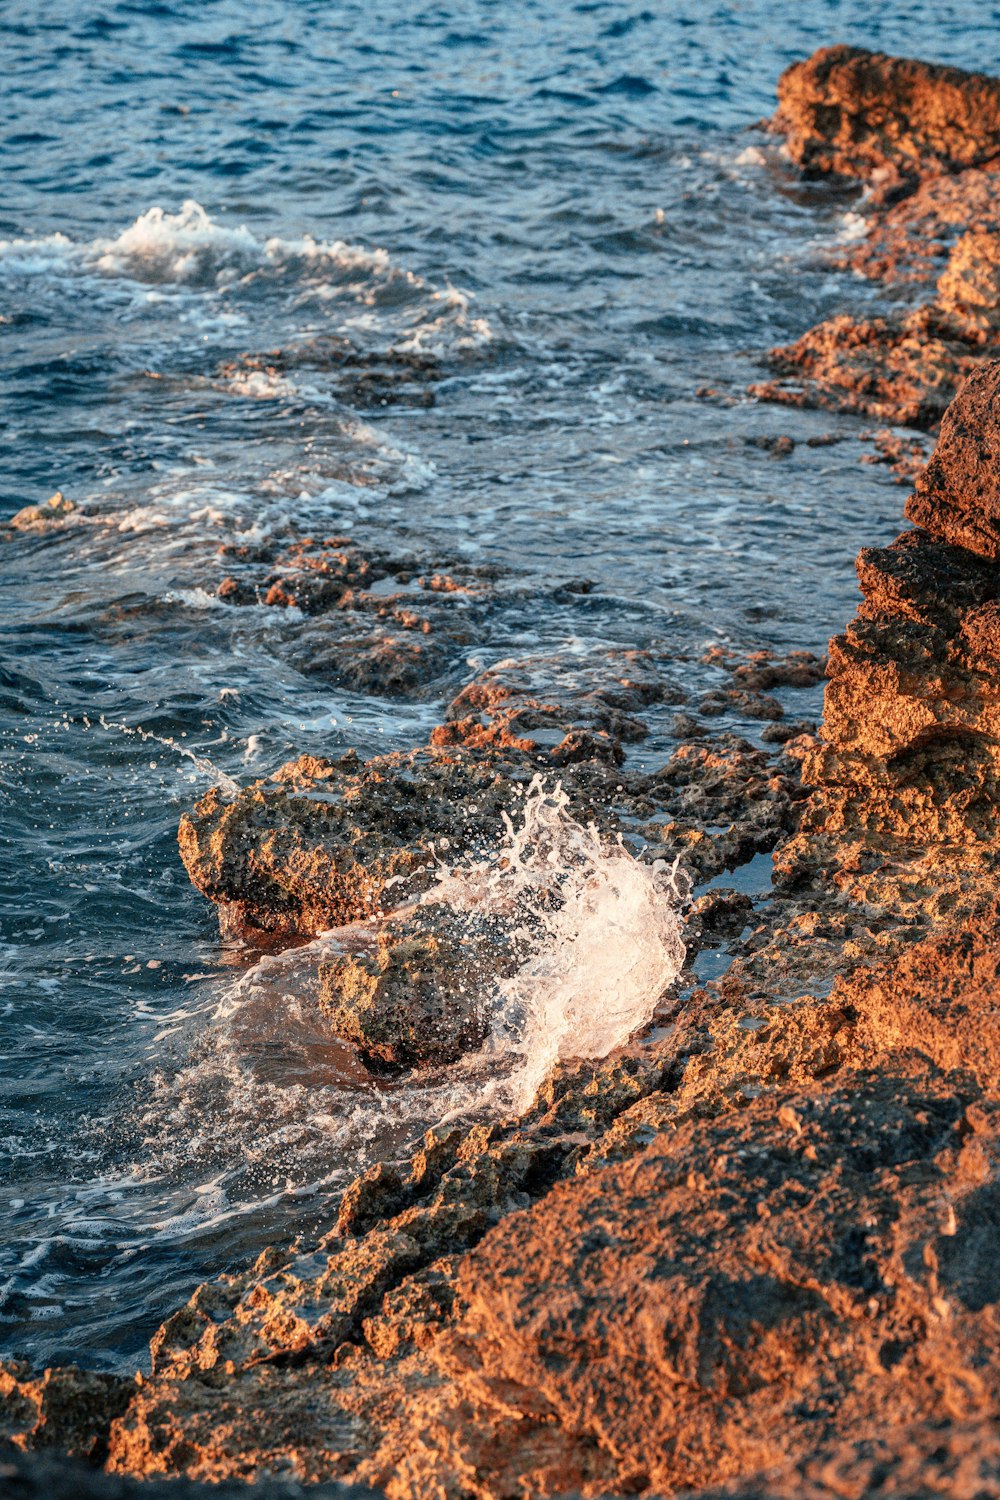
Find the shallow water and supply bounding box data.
[1,1,983,1371]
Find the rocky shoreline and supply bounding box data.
[6,44,1000,1500]
[751,45,1000,433]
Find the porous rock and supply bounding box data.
[773,45,1000,181]
[758,50,1000,427]
[317,903,517,1069]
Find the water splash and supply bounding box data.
[432,775,687,1111]
[94,713,240,797]
[122,776,684,1227]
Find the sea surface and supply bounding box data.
[1,0,991,1372]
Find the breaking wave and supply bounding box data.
[0,199,493,349]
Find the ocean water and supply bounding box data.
[1,0,989,1372]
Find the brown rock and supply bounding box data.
[177,749,523,942]
[759,52,1000,427]
[317,903,509,1069]
[906,359,1000,556]
[448,1068,999,1495]
[774,45,1000,181]
[0,1363,135,1465]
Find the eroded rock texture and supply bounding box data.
[773,45,1000,182]
[84,925,1000,1497]
[92,349,1000,1500]
[778,360,1000,928]
[755,48,1000,427]
[20,67,1000,1500]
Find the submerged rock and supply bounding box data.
[7,491,76,532]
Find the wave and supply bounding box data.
[0,199,494,349]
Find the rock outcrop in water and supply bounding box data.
[773,45,1000,183]
[316,903,512,1069]
[754,47,1000,428]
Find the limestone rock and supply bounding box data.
[759,52,1000,426]
[317,904,510,1069]
[773,45,1000,181]
[906,359,1000,556]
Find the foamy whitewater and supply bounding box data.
[2,0,975,1369]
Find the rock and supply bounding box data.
[860,428,931,485]
[431,648,678,765]
[220,336,444,410]
[750,308,984,429]
[317,903,512,1069]
[839,167,1000,286]
[641,734,802,880]
[775,360,1000,934]
[448,1066,998,1496]
[7,492,76,532]
[0,1363,135,1465]
[178,749,519,942]
[828,907,1000,1092]
[773,45,1000,181]
[688,1419,1000,1499]
[177,745,633,944]
[906,359,1000,556]
[758,51,1000,427]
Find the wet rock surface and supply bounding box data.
[756,49,1000,428]
[24,358,1000,1497]
[317,903,509,1070]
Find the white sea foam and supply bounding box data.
[433,776,686,1110]
[837,210,870,244]
[0,200,493,347]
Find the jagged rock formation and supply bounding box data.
[777,360,1000,928]
[20,56,1000,1500]
[773,45,1000,183]
[754,48,1000,427]
[52,921,1000,1497]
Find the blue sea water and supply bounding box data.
[1,0,993,1371]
